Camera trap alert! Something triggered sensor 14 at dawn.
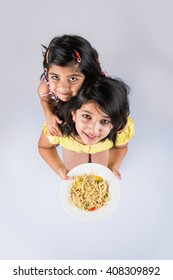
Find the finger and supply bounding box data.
[47,129,55,136]
[66,171,72,180]
[62,175,69,180]
[59,172,70,180]
[48,127,62,136]
[55,128,62,137]
[55,117,63,124]
[48,129,57,136]
[51,130,62,137]
[113,169,122,180]
[65,176,72,180]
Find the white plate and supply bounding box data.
[60,163,121,222]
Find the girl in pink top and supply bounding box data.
[38,34,105,136]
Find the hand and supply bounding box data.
[109,166,122,180]
[46,114,63,136]
[57,167,71,180]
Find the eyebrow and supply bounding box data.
[48,72,84,77]
[82,109,110,118]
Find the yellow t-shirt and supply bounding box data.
[43,116,135,154]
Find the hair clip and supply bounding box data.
[74,49,81,63]
[46,49,49,64]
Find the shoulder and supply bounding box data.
[43,123,61,145]
[38,80,49,95]
[116,116,135,146]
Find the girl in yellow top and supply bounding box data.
[38,76,134,180]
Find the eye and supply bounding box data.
[51,75,59,81]
[82,114,91,119]
[100,119,111,125]
[69,77,77,82]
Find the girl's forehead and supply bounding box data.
[80,100,97,109]
[48,63,83,74]
[80,101,109,117]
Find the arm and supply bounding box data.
[38,130,70,180]
[38,80,63,136]
[109,116,135,179]
[108,144,128,180]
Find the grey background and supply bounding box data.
[0,0,173,259]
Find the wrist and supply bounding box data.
[109,164,120,171]
[45,111,54,119]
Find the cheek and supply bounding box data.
[102,124,113,134]
[76,121,86,129]
[75,81,85,91]
[48,81,55,91]
[109,124,113,131]
[75,119,88,130]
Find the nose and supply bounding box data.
[56,80,70,93]
[88,121,101,135]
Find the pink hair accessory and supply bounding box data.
[74,49,81,63]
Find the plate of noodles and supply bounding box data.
[60,163,121,222]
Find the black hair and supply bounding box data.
[41,34,104,83]
[58,76,130,145]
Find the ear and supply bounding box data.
[44,68,48,75]
[71,111,76,122]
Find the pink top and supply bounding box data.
[41,74,59,103]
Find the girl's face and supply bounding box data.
[47,64,85,102]
[72,101,113,145]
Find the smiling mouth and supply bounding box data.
[51,91,71,97]
[84,132,99,140]
[58,92,71,96]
